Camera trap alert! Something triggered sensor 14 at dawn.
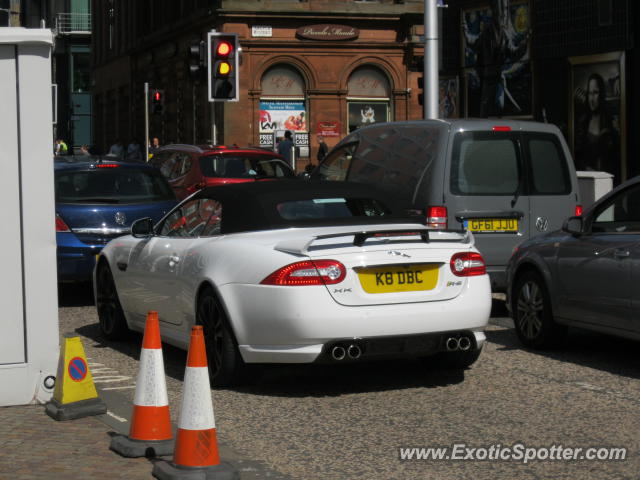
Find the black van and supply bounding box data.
[311,119,581,291]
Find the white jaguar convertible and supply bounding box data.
[95,180,491,385]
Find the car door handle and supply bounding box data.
[614,249,630,259]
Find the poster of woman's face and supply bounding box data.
[570,52,625,183]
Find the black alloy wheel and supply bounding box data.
[96,262,129,340]
[196,287,250,387]
[512,271,566,349]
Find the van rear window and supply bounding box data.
[526,135,571,195]
[450,133,520,195]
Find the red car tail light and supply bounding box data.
[450,252,486,277]
[261,260,346,286]
[186,182,206,195]
[492,126,511,132]
[575,205,583,216]
[55,214,71,232]
[426,206,447,229]
[95,163,119,168]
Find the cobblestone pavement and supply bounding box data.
[2,290,639,479]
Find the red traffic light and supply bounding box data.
[153,90,161,101]
[216,41,232,57]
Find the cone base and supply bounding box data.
[110,433,174,458]
[45,397,107,421]
[152,460,239,480]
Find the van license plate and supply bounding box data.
[356,264,439,294]
[464,218,518,233]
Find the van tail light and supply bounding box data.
[575,205,583,216]
[426,206,447,229]
[261,260,346,286]
[450,252,486,277]
[55,214,71,232]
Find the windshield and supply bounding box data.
[199,155,294,178]
[55,168,176,203]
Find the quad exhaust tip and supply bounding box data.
[446,335,473,351]
[445,337,459,351]
[347,344,362,360]
[331,345,346,361]
[330,343,363,361]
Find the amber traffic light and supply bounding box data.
[207,32,239,102]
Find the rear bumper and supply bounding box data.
[220,275,491,364]
[240,330,486,364]
[57,233,103,282]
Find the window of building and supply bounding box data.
[259,65,308,154]
[347,66,391,133]
[71,46,91,93]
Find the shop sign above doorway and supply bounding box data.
[296,25,359,41]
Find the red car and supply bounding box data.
[150,144,295,200]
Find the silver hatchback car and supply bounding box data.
[507,175,640,348]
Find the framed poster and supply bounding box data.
[259,101,307,133]
[347,102,388,132]
[461,0,532,118]
[439,76,459,118]
[569,52,625,183]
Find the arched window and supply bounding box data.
[259,65,308,157]
[347,66,391,133]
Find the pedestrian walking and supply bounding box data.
[108,139,124,159]
[54,138,69,156]
[317,135,328,163]
[149,137,161,153]
[277,130,294,165]
[126,138,143,162]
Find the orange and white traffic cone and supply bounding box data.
[110,311,174,458]
[152,325,238,480]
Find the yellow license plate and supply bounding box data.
[465,218,518,232]
[356,264,439,294]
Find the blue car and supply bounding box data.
[55,158,178,283]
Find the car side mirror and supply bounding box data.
[131,217,154,238]
[562,216,584,235]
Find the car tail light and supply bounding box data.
[261,260,346,286]
[426,206,447,229]
[450,252,486,277]
[95,163,119,168]
[55,214,71,232]
[575,205,583,216]
[492,126,511,132]
[186,182,206,195]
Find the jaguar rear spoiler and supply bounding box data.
[274,228,472,256]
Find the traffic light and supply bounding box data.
[188,40,206,80]
[417,76,424,106]
[207,32,239,102]
[150,89,164,115]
